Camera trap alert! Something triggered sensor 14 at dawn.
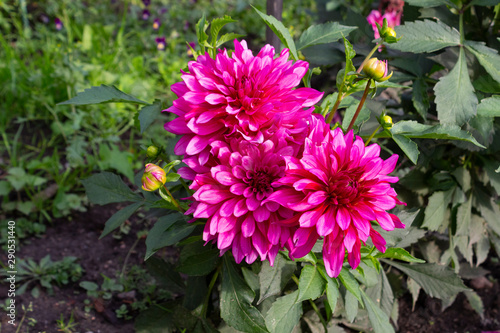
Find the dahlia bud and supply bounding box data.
[363,58,393,82]
[146,145,160,159]
[141,163,166,191]
[381,26,396,39]
[381,115,393,129]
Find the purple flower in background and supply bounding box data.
[153,18,161,30]
[55,18,63,30]
[142,0,151,7]
[184,21,190,31]
[155,37,166,51]
[142,9,150,20]
[186,42,196,57]
[40,14,49,24]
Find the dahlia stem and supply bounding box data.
[326,93,343,125]
[364,125,381,146]
[159,153,193,195]
[162,184,184,212]
[356,43,382,74]
[292,274,328,331]
[346,81,372,133]
[201,264,221,318]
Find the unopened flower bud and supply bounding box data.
[146,145,160,159]
[381,26,396,39]
[141,163,166,191]
[363,58,393,82]
[381,115,393,129]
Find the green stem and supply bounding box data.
[325,93,343,124]
[459,8,465,45]
[120,236,141,279]
[356,43,381,74]
[346,81,371,132]
[201,265,221,318]
[163,184,184,212]
[159,153,193,194]
[364,124,381,146]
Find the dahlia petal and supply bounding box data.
[234,198,249,217]
[308,191,327,205]
[267,223,281,245]
[317,207,336,236]
[246,195,260,211]
[375,210,395,231]
[205,93,227,105]
[220,198,239,217]
[344,226,358,252]
[336,206,351,230]
[380,154,399,174]
[214,170,238,186]
[370,229,386,253]
[299,206,325,228]
[218,227,237,250]
[217,217,235,233]
[323,240,345,278]
[230,183,246,195]
[389,213,405,229]
[241,215,256,237]
[253,205,271,222]
[186,135,211,155]
[347,240,361,269]
[290,228,318,258]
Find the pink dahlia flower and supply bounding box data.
[164,39,323,165]
[186,131,298,265]
[367,9,401,39]
[266,116,405,277]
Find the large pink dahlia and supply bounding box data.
[163,39,323,163]
[266,116,405,277]
[186,131,298,265]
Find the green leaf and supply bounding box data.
[100,201,144,238]
[138,100,162,134]
[58,85,147,105]
[296,22,357,50]
[477,96,500,117]
[216,33,246,48]
[317,266,340,313]
[392,134,419,164]
[297,265,326,302]
[383,260,469,300]
[360,289,395,333]
[422,189,454,231]
[344,290,358,323]
[135,303,175,333]
[478,198,500,235]
[336,37,356,93]
[466,41,500,84]
[484,160,500,195]
[366,269,394,317]
[99,144,134,181]
[79,281,99,291]
[196,14,209,52]
[177,242,220,276]
[210,16,237,46]
[390,20,460,53]
[411,78,430,119]
[471,0,500,5]
[0,180,11,196]
[374,248,425,263]
[253,6,298,60]
[404,0,454,7]
[81,172,142,205]
[220,256,268,333]
[338,268,362,303]
[145,257,185,292]
[464,290,484,318]
[434,48,478,126]
[341,97,371,132]
[258,254,296,304]
[265,291,302,333]
[390,121,484,148]
[145,213,195,260]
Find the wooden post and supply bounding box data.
[266,0,283,51]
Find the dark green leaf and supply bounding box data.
[100,201,143,238]
[341,99,371,132]
[177,242,220,276]
[466,41,500,83]
[135,303,175,333]
[392,134,419,164]
[145,213,195,260]
[390,20,460,53]
[412,78,430,119]
[434,48,478,126]
[464,290,484,318]
[366,269,394,317]
[478,198,500,235]
[456,196,472,236]
[79,281,98,291]
[81,172,142,205]
[58,84,147,105]
[220,256,268,333]
[146,257,185,292]
[374,248,425,263]
[297,265,326,302]
[318,266,340,313]
[265,291,302,333]
[210,16,237,46]
[184,276,207,311]
[477,96,500,117]
[253,6,298,60]
[404,0,454,7]
[258,254,296,304]
[338,268,362,303]
[422,189,454,231]
[345,290,358,323]
[138,100,162,134]
[360,289,395,333]
[383,260,469,300]
[296,22,357,50]
[484,160,500,195]
[196,14,209,52]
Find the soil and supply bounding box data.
[1,203,499,333]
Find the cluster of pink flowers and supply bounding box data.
[367,0,404,39]
[164,40,405,277]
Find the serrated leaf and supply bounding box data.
[477,95,500,117]
[412,78,430,119]
[58,84,147,105]
[81,172,142,205]
[145,213,195,260]
[318,266,340,313]
[383,260,469,300]
[100,201,143,238]
[296,22,357,50]
[478,197,500,235]
[177,242,220,276]
[374,248,425,263]
[404,0,454,7]
[392,134,419,164]
[484,160,500,195]
[253,6,298,60]
[338,268,362,303]
[216,33,246,48]
[456,196,472,236]
[466,41,500,83]
[360,289,395,333]
[474,236,490,266]
[146,257,185,292]
[434,48,478,126]
[138,100,162,134]
[135,303,175,333]
[422,189,454,231]
[196,14,209,50]
[221,256,269,333]
[210,16,237,46]
[366,269,394,317]
[258,254,296,304]
[390,20,460,53]
[297,265,326,302]
[265,291,302,333]
[344,290,358,323]
[464,290,484,318]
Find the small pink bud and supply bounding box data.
[141,164,166,191]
